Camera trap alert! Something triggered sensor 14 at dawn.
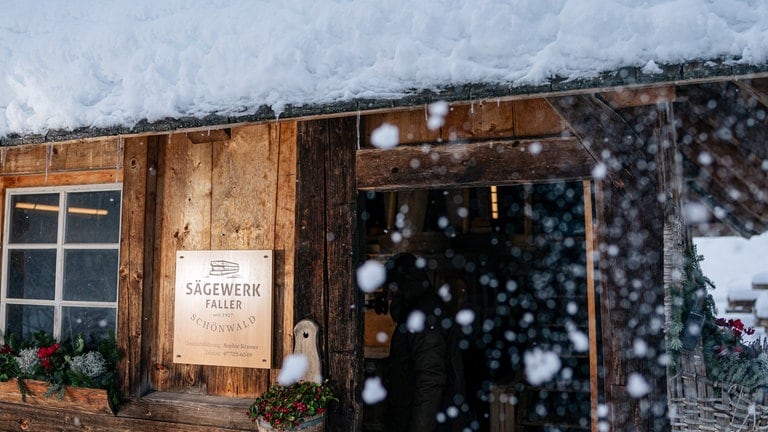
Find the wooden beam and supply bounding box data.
[686,180,765,237]
[356,137,593,191]
[186,128,231,144]
[733,78,768,114]
[582,180,599,432]
[546,94,657,196]
[296,118,363,432]
[683,82,768,160]
[677,81,768,235]
[117,392,251,430]
[656,101,687,423]
[363,99,567,147]
[295,119,330,331]
[0,138,123,175]
[271,121,298,384]
[0,169,122,187]
[600,86,676,108]
[325,117,363,432]
[680,127,768,224]
[580,99,670,429]
[139,136,160,396]
[0,397,251,432]
[118,137,150,399]
[688,221,742,237]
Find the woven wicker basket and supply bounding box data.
[670,348,768,431]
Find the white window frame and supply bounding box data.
[0,183,122,339]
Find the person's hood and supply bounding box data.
[386,253,439,323]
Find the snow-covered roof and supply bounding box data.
[753,272,768,286]
[755,292,768,318]
[2,1,768,140]
[728,280,753,291]
[727,289,762,302]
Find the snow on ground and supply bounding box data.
[2,0,768,137]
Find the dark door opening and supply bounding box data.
[360,181,600,432]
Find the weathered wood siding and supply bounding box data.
[0,123,298,431]
[363,98,566,147]
[548,95,670,430]
[148,123,296,398]
[295,117,363,432]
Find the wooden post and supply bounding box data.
[583,180,599,432]
[549,95,668,431]
[296,117,363,432]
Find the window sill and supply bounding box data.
[0,382,255,430]
[0,378,113,415]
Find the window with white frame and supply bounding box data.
[1,185,122,343]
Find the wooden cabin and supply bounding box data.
[1,61,768,432]
[726,288,761,314]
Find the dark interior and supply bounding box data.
[361,181,600,432]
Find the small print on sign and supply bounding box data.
[173,250,273,368]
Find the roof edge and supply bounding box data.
[3,59,768,146]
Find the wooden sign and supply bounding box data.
[173,250,273,368]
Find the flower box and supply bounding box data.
[256,414,324,432]
[0,379,114,415]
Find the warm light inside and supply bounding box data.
[15,202,108,216]
[490,186,499,219]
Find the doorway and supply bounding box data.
[360,181,600,432]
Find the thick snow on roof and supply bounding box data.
[756,292,768,319]
[2,0,768,137]
[727,289,761,302]
[753,272,768,285]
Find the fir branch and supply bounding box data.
[16,377,31,402]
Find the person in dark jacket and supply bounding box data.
[385,252,448,432]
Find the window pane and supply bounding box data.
[9,194,59,244]
[65,190,121,243]
[5,304,54,340]
[63,249,118,302]
[7,249,56,300]
[61,307,115,342]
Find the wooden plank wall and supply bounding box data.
[295,117,363,432]
[147,122,297,398]
[119,136,151,398]
[0,125,296,430]
[363,98,566,146]
[0,138,124,176]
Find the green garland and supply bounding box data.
[0,331,120,406]
[667,245,716,373]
